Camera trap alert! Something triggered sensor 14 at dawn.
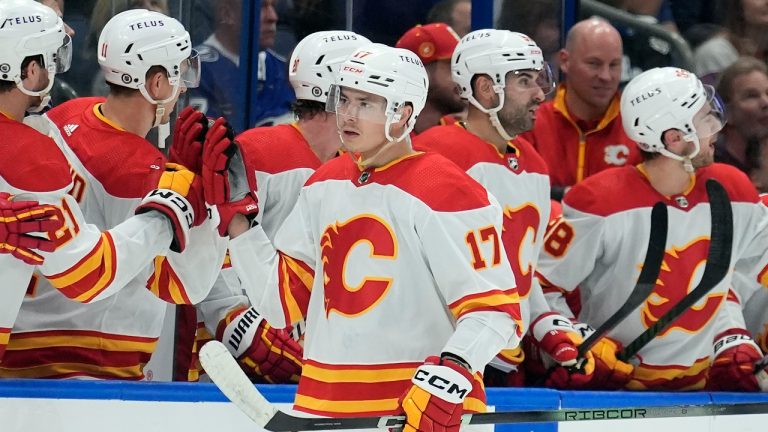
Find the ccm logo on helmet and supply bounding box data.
[629,88,662,107]
[129,20,165,31]
[342,65,363,74]
[413,368,470,399]
[1,15,42,29]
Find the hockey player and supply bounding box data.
[0,0,213,364]
[180,30,372,384]
[210,43,522,427]
[537,67,768,391]
[413,29,597,388]
[0,8,228,379]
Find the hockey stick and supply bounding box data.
[200,341,768,431]
[619,179,732,362]
[576,201,668,359]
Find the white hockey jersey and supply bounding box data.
[0,111,172,362]
[0,98,227,379]
[229,151,522,416]
[414,124,553,362]
[537,163,768,390]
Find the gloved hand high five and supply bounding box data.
[215,306,303,384]
[0,192,64,265]
[707,329,765,392]
[399,355,481,432]
[202,118,259,236]
[169,106,209,173]
[136,161,207,253]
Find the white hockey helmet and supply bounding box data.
[0,0,72,111]
[327,43,428,142]
[452,29,554,140]
[621,67,725,166]
[98,9,200,107]
[289,31,371,103]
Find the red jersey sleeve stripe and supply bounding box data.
[278,254,313,326]
[146,256,193,305]
[45,233,117,303]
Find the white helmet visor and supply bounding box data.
[504,63,555,96]
[694,85,726,140]
[326,84,388,124]
[180,49,201,88]
[53,34,73,73]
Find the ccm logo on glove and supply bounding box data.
[146,189,193,228]
[412,364,471,404]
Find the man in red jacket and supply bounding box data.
[521,17,641,200]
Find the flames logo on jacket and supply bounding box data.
[640,238,725,335]
[320,215,397,318]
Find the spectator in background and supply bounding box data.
[426,0,471,37]
[189,0,294,132]
[521,18,641,200]
[715,57,768,178]
[694,0,768,85]
[496,0,561,73]
[396,23,465,133]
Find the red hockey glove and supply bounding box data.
[136,162,207,253]
[587,335,634,390]
[399,356,477,432]
[215,306,302,384]
[169,106,208,173]
[202,118,259,236]
[0,192,63,265]
[707,329,764,391]
[529,315,594,389]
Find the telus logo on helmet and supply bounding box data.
[129,20,165,31]
[322,34,359,43]
[629,88,662,107]
[399,56,422,66]
[0,15,42,29]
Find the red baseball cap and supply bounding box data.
[395,23,460,64]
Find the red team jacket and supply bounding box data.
[520,84,642,189]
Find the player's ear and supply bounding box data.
[396,104,414,128]
[472,74,495,106]
[661,129,684,149]
[145,69,167,99]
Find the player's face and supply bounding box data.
[335,87,389,158]
[689,103,724,168]
[497,69,545,135]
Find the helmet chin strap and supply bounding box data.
[658,133,700,173]
[139,82,181,129]
[467,85,513,141]
[16,73,55,113]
